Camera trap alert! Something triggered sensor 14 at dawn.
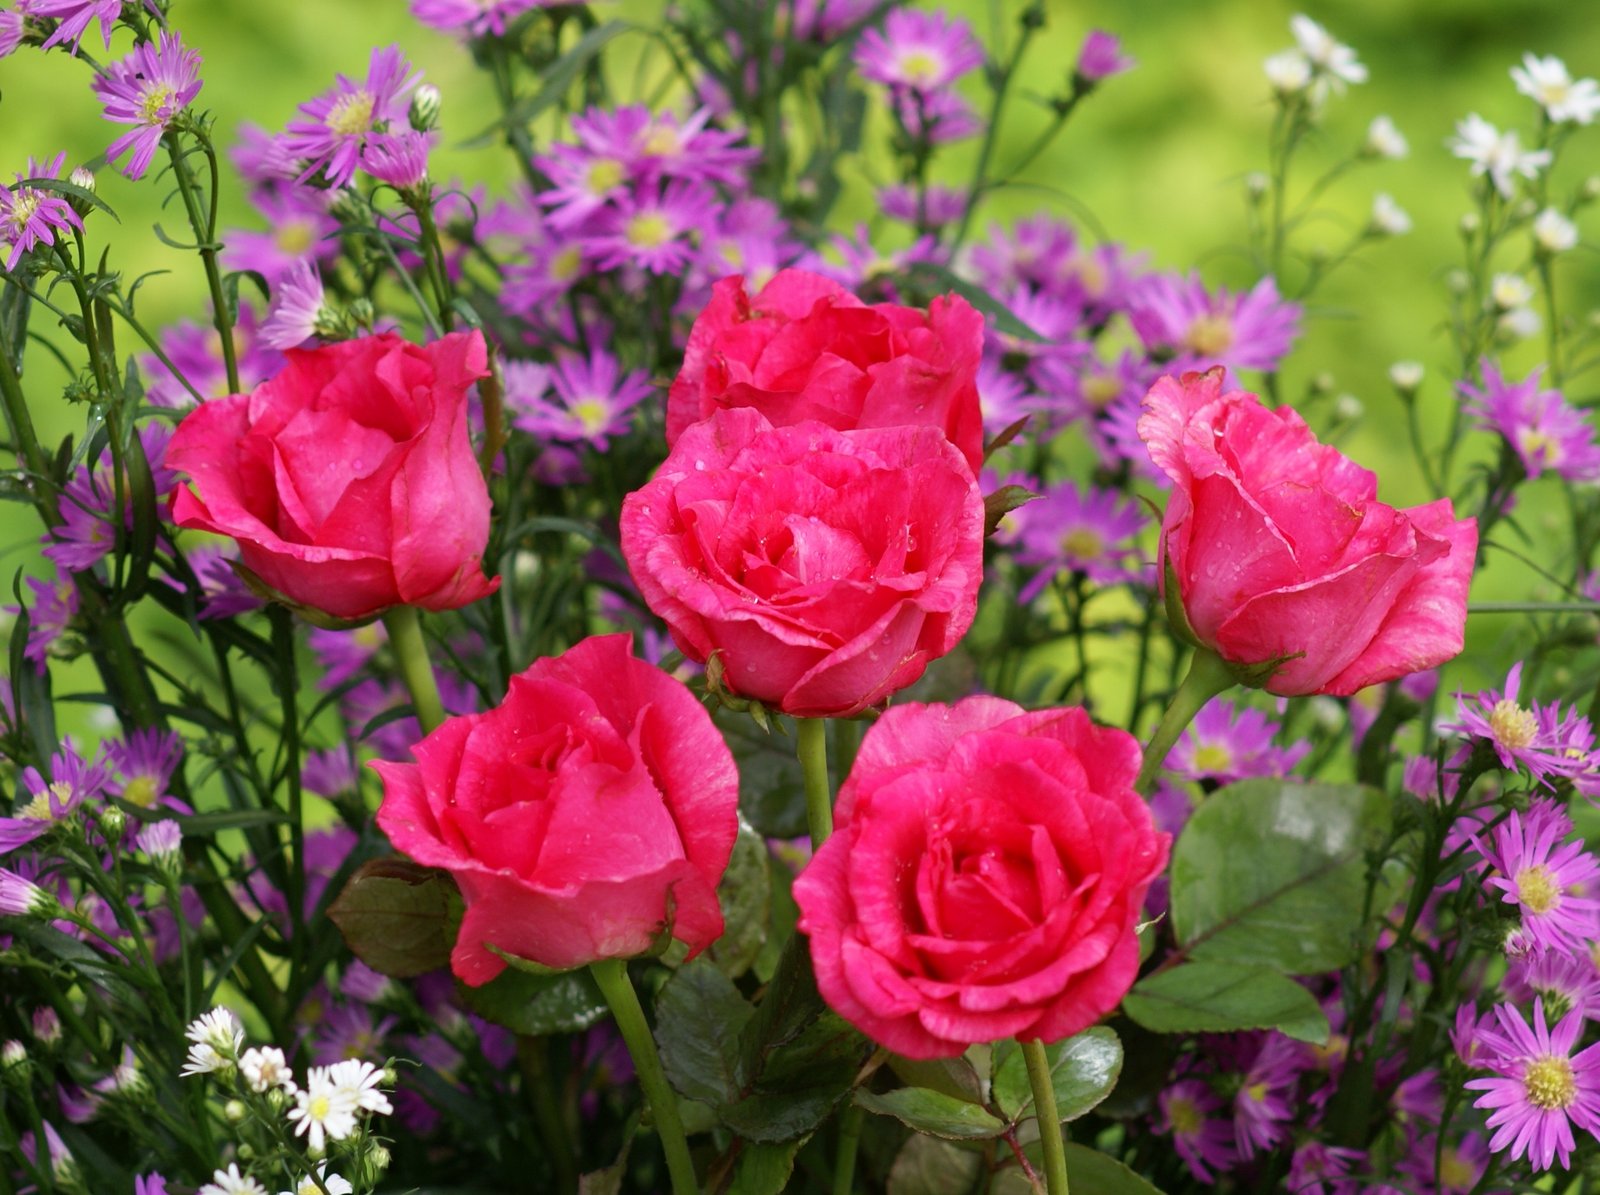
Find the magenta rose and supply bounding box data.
[620,407,985,718]
[793,698,1168,1060]
[166,330,499,621]
[666,268,987,473]
[1139,369,1477,697]
[372,634,739,985]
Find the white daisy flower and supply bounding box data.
[1533,207,1579,253]
[1370,193,1412,236]
[199,1163,269,1195]
[240,1046,296,1095]
[1450,114,1552,197]
[1511,53,1600,125]
[279,1165,353,1195]
[326,1058,394,1117]
[1290,14,1367,89]
[287,1066,359,1153]
[1365,115,1408,160]
[185,1008,244,1056]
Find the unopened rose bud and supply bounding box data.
[409,83,441,132]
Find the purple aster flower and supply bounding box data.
[135,818,182,863]
[1129,272,1301,374]
[140,301,283,408]
[0,867,53,915]
[1402,753,1461,803]
[230,121,299,185]
[280,45,420,187]
[1454,1003,1495,1067]
[511,349,653,450]
[567,104,757,188]
[793,0,877,41]
[19,569,77,671]
[1472,799,1600,956]
[1461,360,1600,483]
[1012,480,1147,599]
[91,32,204,181]
[804,223,946,291]
[1505,950,1600,1021]
[1448,663,1589,787]
[7,738,107,852]
[223,185,338,288]
[1076,30,1135,83]
[42,470,117,574]
[186,541,264,619]
[302,748,361,801]
[23,0,119,54]
[1167,698,1310,784]
[1466,999,1600,1170]
[0,9,24,58]
[879,183,967,228]
[410,0,543,37]
[135,1175,169,1195]
[246,825,358,928]
[106,729,183,811]
[855,8,985,92]
[1395,1132,1488,1195]
[895,87,983,142]
[585,179,717,275]
[259,258,326,350]
[1157,1077,1236,1181]
[0,152,82,272]
[362,129,433,191]
[974,359,1035,439]
[311,1001,397,1065]
[309,622,388,690]
[1232,1033,1308,1158]
[1287,1141,1363,1194]
[339,960,391,1003]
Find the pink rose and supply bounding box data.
[620,408,985,718]
[1139,369,1477,697]
[166,331,499,621]
[372,634,739,985]
[793,698,1168,1060]
[666,268,986,472]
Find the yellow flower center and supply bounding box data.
[1524,1055,1578,1110]
[6,191,42,234]
[308,1093,331,1120]
[641,125,681,157]
[326,90,376,137]
[1072,256,1107,296]
[1489,698,1538,749]
[571,398,609,436]
[1242,1081,1268,1105]
[551,245,583,282]
[123,776,158,809]
[1516,863,1561,915]
[1439,1146,1476,1188]
[1081,375,1121,409]
[1061,528,1105,561]
[18,792,54,820]
[1166,1095,1203,1136]
[1192,743,1234,774]
[1184,314,1235,357]
[275,221,317,256]
[626,212,673,249]
[897,49,942,86]
[138,84,176,125]
[585,158,624,196]
[1516,427,1564,470]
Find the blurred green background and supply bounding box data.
[3,0,1598,683]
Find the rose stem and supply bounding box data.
[1132,646,1237,796]
[1020,1039,1071,1195]
[382,605,447,735]
[797,717,834,845]
[796,719,865,1192]
[589,958,700,1195]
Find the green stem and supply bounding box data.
[167,133,240,393]
[1132,647,1237,796]
[798,717,833,846]
[1020,1039,1070,1195]
[516,1035,579,1195]
[589,959,699,1195]
[383,605,447,734]
[832,1102,864,1195]
[270,606,307,981]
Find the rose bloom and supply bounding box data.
[793,697,1168,1059]
[621,408,984,718]
[167,331,499,621]
[1139,369,1476,696]
[666,268,986,473]
[373,634,739,985]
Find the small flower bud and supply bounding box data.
[30,1008,61,1046]
[1,1040,25,1069]
[97,806,125,839]
[1264,49,1312,95]
[1244,171,1269,202]
[1489,273,1533,310]
[1388,361,1424,395]
[1445,269,1470,295]
[1458,211,1481,238]
[224,1098,248,1123]
[1514,198,1538,220]
[1334,393,1363,422]
[1533,206,1578,254]
[65,166,97,218]
[1363,115,1408,160]
[1369,192,1411,237]
[1309,371,1336,396]
[409,83,441,132]
[1496,306,1542,342]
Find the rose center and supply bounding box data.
[1515,863,1561,915]
[1523,1054,1577,1110]
[1192,743,1234,774]
[896,49,943,86]
[626,212,674,249]
[326,90,377,136]
[1184,314,1235,357]
[138,84,177,126]
[1489,698,1538,749]
[1166,1095,1203,1137]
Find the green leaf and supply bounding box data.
[854,1088,1006,1141]
[991,1027,1122,1123]
[888,1053,988,1106]
[752,858,797,984]
[886,1134,983,1195]
[461,965,609,1036]
[723,1009,869,1142]
[717,706,807,839]
[1121,962,1329,1044]
[725,1135,808,1195]
[1170,779,1389,974]
[463,21,630,146]
[1059,1145,1168,1194]
[709,818,771,979]
[656,958,754,1107]
[120,412,158,602]
[175,808,293,836]
[326,857,454,978]
[904,263,1048,342]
